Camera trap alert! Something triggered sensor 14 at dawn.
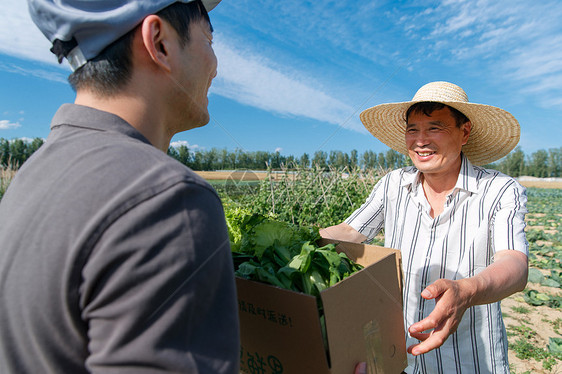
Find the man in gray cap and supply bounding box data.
[0,1,239,373]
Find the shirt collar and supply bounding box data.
[50,103,152,145]
[400,166,419,189]
[455,153,479,194]
[399,153,479,194]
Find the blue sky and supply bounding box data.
[1,0,561,159]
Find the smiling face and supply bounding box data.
[405,106,471,179]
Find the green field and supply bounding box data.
[218,169,562,374]
[503,188,562,373]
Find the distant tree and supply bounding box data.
[236,149,250,170]
[360,150,377,169]
[498,146,526,177]
[528,149,549,177]
[227,150,237,169]
[255,151,270,169]
[377,152,386,169]
[328,150,338,167]
[204,148,220,170]
[350,149,358,169]
[29,138,44,154]
[220,148,229,170]
[192,151,204,171]
[6,136,562,177]
[270,151,282,169]
[167,146,179,160]
[0,137,44,167]
[339,152,349,169]
[299,153,310,168]
[335,151,347,170]
[176,145,191,166]
[0,138,10,167]
[547,147,562,177]
[312,151,328,169]
[385,149,399,169]
[9,139,27,165]
[283,155,296,168]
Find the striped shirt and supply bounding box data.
[345,154,528,374]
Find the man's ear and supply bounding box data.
[461,121,472,145]
[140,15,173,73]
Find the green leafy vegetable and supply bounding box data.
[528,268,545,284]
[523,289,562,308]
[548,337,562,357]
[227,212,363,297]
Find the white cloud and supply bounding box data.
[0,0,70,85]
[0,61,67,84]
[403,0,562,109]
[170,140,201,149]
[0,0,364,133]
[0,0,61,67]
[0,120,21,130]
[211,37,361,131]
[10,137,39,143]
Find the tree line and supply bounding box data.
[0,138,44,168]
[486,146,562,179]
[2,137,561,178]
[166,145,411,171]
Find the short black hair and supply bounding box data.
[68,0,212,95]
[405,102,470,128]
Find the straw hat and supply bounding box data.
[359,81,520,165]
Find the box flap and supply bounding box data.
[319,239,404,300]
[236,277,331,374]
[320,248,406,374]
[318,238,400,267]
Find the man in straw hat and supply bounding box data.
[0,1,240,373]
[323,81,528,374]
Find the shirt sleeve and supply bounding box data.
[491,180,529,255]
[344,175,387,240]
[80,182,240,374]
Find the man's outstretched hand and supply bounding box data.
[407,250,528,355]
[406,278,473,355]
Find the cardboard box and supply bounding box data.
[236,239,407,374]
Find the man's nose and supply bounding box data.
[415,130,430,145]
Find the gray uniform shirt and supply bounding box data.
[0,104,240,373]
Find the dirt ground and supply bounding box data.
[196,170,266,180]
[519,181,562,189]
[196,170,289,181]
[503,284,562,373]
[489,178,561,373]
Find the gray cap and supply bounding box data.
[27,0,221,71]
